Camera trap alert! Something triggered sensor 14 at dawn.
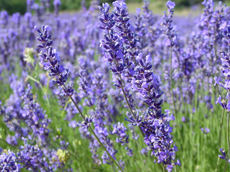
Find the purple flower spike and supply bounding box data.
[219,148,230,163]
[53,0,61,16]
[35,25,73,96]
[99,1,179,170]
[215,24,230,111]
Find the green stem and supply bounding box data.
[218,109,225,148]
[26,75,50,107]
[88,126,124,172]
[61,99,72,117]
[63,85,124,172]
[175,51,182,111]
[213,44,217,99]
[216,109,225,172]
[224,160,227,172]
[169,48,177,115]
[133,156,141,172]
[227,112,230,158]
[0,138,16,148]
[119,75,145,137]
[112,164,116,172]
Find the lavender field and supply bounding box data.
[0,0,230,171]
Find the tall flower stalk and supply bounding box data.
[99,2,179,171]
[99,2,144,136]
[162,1,178,114]
[34,25,123,172]
[215,25,230,167]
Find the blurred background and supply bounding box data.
[0,0,230,15]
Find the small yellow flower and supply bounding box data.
[56,149,70,163]
[23,48,35,65]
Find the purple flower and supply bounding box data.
[181,116,185,122]
[53,0,61,6]
[99,1,179,170]
[2,78,51,145]
[215,25,230,111]
[201,127,210,134]
[136,8,141,15]
[0,151,21,172]
[17,138,63,171]
[166,1,176,10]
[53,0,61,16]
[99,3,110,13]
[111,122,129,145]
[112,1,127,10]
[219,148,230,163]
[35,25,73,96]
[0,11,8,26]
[98,3,115,30]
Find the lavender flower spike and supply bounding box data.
[35,25,123,172]
[35,25,73,96]
[215,25,230,111]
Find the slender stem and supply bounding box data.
[216,108,225,172]
[120,82,145,137]
[0,138,16,148]
[68,95,85,121]
[88,126,124,172]
[171,88,177,114]
[175,51,182,111]
[178,77,183,111]
[133,156,141,172]
[224,160,227,172]
[169,48,177,115]
[213,44,217,99]
[218,109,225,147]
[112,164,116,172]
[227,112,230,158]
[62,85,123,172]
[223,112,230,172]
[169,48,173,88]
[61,99,72,117]
[26,75,50,107]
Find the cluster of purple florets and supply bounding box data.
[98,1,180,170]
[1,0,230,171]
[0,78,66,171]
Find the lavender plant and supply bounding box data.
[34,25,124,171]
[1,0,230,171]
[215,24,230,170]
[99,1,179,171]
